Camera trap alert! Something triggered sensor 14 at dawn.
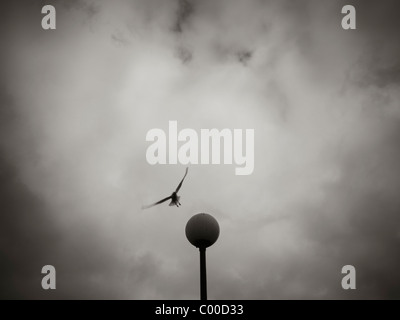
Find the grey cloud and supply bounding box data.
[52,0,100,18]
[236,50,252,66]
[1,0,400,300]
[297,124,400,299]
[173,0,194,33]
[0,149,60,299]
[111,31,131,47]
[175,46,193,64]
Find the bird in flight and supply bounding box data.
[142,167,189,209]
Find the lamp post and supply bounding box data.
[185,213,220,300]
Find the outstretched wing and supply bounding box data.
[175,167,189,193]
[141,195,172,209]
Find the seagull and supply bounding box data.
[142,167,189,209]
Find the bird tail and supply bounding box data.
[169,196,180,206]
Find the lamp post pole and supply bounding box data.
[199,246,207,300]
[185,213,220,301]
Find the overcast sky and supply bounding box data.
[1,0,400,299]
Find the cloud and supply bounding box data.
[0,0,399,299]
[173,0,194,33]
[175,45,193,64]
[236,50,252,66]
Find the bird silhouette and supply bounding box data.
[142,167,189,209]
